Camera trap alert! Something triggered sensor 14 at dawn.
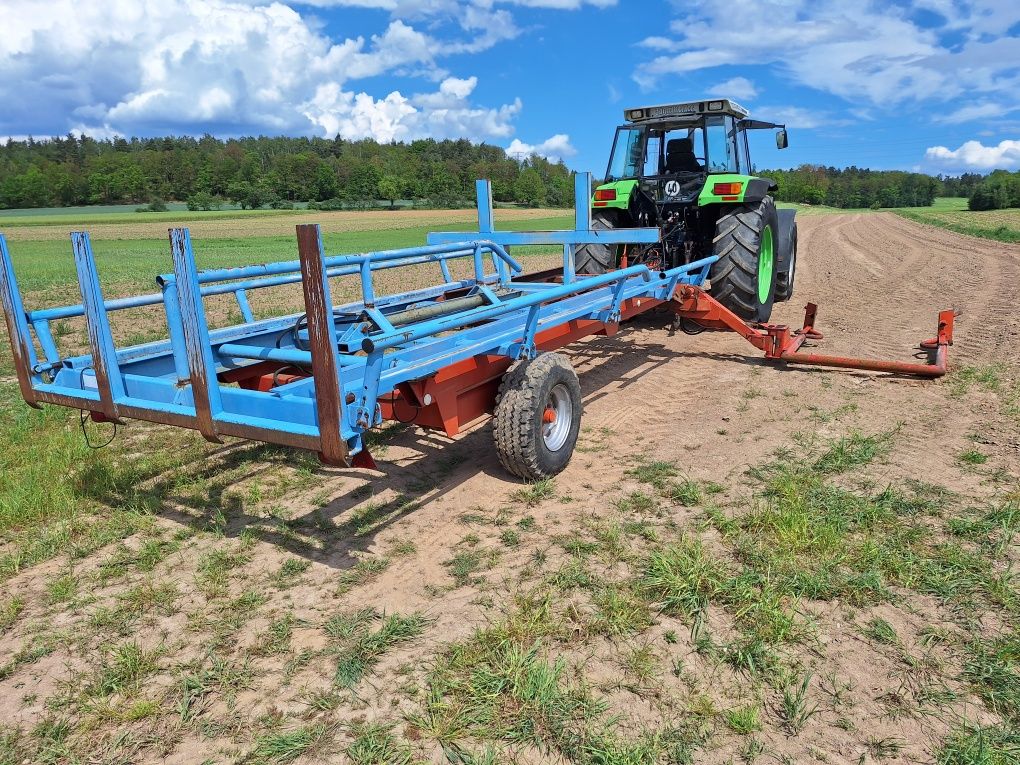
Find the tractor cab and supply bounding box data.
[578,97,798,325]
[594,99,787,211]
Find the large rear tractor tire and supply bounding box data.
[709,197,779,322]
[573,213,617,275]
[493,353,582,480]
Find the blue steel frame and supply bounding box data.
[0,173,717,465]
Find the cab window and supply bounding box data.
[605,127,645,180]
[739,129,752,173]
[643,133,662,176]
[705,115,739,173]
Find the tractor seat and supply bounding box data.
[665,138,702,173]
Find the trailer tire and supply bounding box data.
[494,353,582,480]
[573,213,617,275]
[709,197,778,322]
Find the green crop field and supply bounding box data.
[894,197,1020,243]
[0,207,573,293]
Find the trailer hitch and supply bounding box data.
[671,286,955,378]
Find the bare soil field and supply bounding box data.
[1,213,1018,764]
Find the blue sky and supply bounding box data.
[3,0,1019,175]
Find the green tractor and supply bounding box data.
[577,98,797,323]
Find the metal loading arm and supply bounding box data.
[670,285,954,378]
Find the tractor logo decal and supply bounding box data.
[664,180,681,198]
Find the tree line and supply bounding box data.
[0,134,576,211]
[0,134,1009,212]
[762,165,946,209]
[967,170,1020,211]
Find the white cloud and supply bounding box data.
[638,36,676,50]
[293,0,615,8]
[0,0,524,143]
[635,0,1020,112]
[924,139,1020,170]
[302,76,521,141]
[506,134,576,161]
[707,77,758,101]
[934,102,1011,125]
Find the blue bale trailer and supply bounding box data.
[0,173,952,480]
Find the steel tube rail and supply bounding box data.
[156,240,521,287]
[218,343,313,365]
[29,246,504,323]
[365,256,718,353]
[778,347,948,378]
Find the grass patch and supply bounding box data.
[445,548,498,587]
[959,449,989,466]
[251,724,326,763]
[779,674,818,735]
[272,557,311,587]
[325,610,429,690]
[963,633,1020,724]
[723,704,761,734]
[0,597,24,633]
[336,557,391,594]
[347,723,414,765]
[863,617,900,646]
[509,479,556,507]
[812,430,891,474]
[936,724,1020,765]
[626,458,703,506]
[950,365,1003,397]
[408,593,712,761]
[639,537,724,621]
[84,642,161,700]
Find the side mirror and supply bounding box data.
[776,129,789,150]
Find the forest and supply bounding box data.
[0,133,1001,211]
[966,170,1020,211]
[0,134,575,211]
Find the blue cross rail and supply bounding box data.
[0,173,716,467]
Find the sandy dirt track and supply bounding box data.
[2,212,1019,763]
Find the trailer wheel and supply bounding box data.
[573,213,617,275]
[709,197,779,322]
[494,353,582,480]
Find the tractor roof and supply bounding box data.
[623,99,749,124]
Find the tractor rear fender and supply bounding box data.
[591,179,638,213]
[697,175,777,205]
[776,208,796,266]
[743,177,779,203]
[775,207,797,300]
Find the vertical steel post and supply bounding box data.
[476,179,494,234]
[71,232,125,422]
[0,234,41,406]
[574,172,592,232]
[234,289,255,322]
[566,172,592,284]
[169,228,223,443]
[160,280,192,383]
[295,224,349,467]
[31,318,60,368]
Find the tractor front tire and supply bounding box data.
[709,198,779,323]
[494,353,582,480]
[573,213,617,275]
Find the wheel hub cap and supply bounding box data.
[542,384,571,451]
